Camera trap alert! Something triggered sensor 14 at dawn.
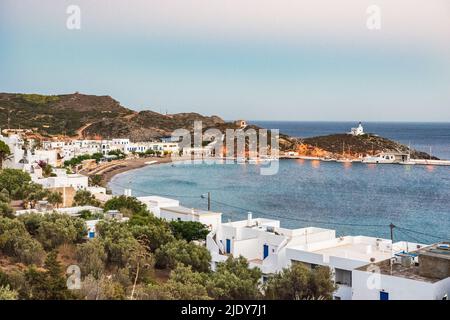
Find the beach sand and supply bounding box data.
[100,156,174,185]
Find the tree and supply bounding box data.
[22,252,73,300]
[96,220,143,267]
[38,161,53,178]
[23,182,49,209]
[130,224,175,252]
[143,264,210,300]
[104,195,147,215]
[207,256,262,300]
[169,220,210,242]
[128,210,175,252]
[0,169,31,200]
[107,150,126,159]
[19,213,87,250]
[76,239,107,279]
[89,174,103,187]
[0,201,14,218]
[0,141,11,169]
[155,239,211,273]
[263,263,336,300]
[0,216,45,264]
[73,190,101,207]
[43,250,73,299]
[47,191,63,208]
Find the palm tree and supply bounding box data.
[0,141,11,169]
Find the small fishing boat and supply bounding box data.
[362,153,396,164]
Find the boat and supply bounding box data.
[362,153,396,164]
[321,157,337,162]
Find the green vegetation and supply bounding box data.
[73,190,101,207]
[0,285,18,300]
[103,195,147,216]
[78,210,104,221]
[0,169,32,200]
[64,153,103,168]
[47,191,63,208]
[169,220,210,242]
[17,93,60,105]
[0,170,335,300]
[107,150,126,159]
[89,174,103,187]
[264,263,336,300]
[0,141,11,169]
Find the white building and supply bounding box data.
[126,142,179,154]
[32,170,89,190]
[352,243,450,300]
[15,205,103,217]
[285,236,422,300]
[349,122,364,136]
[206,214,336,273]
[205,213,423,300]
[137,196,222,231]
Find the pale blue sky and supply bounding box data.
[1,0,450,121]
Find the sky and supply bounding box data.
[1,0,450,121]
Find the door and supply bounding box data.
[226,239,231,254]
[263,244,269,259]
[380,291,389,300]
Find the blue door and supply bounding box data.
[380,291,389,300]
[226,239,231,254]
[263,244,269,259]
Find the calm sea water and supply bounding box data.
[110,122,450,243]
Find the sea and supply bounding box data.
[109,122,450,243]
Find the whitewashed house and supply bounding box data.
[137,196,222,232]
[352,243,450,300]
[32,170,89,190]
[206,214,336,273]
[285,236,422,300]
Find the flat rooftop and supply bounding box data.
[312,242,392,262]
[356,243,450,283]
[162,205,221,216]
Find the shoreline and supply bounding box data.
[101,156,174,185]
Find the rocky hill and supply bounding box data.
[0,92,436,159]
[0,92,228,140]
[299,133,438,160]
[0,93,132,136]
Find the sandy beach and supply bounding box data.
[99,156,174,185]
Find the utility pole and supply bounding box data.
[389,223,395,270]
[201,192,211,211]
[389,223,395,243]
[207,192,211,211]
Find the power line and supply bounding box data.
[396,226,448,241]
[108,180,200,199]
[394,227,425,244]
[209,198,386,228]
[107,180,449,241]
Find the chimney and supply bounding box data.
[247,212,253,225]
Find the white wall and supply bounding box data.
[352,269,449,300]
